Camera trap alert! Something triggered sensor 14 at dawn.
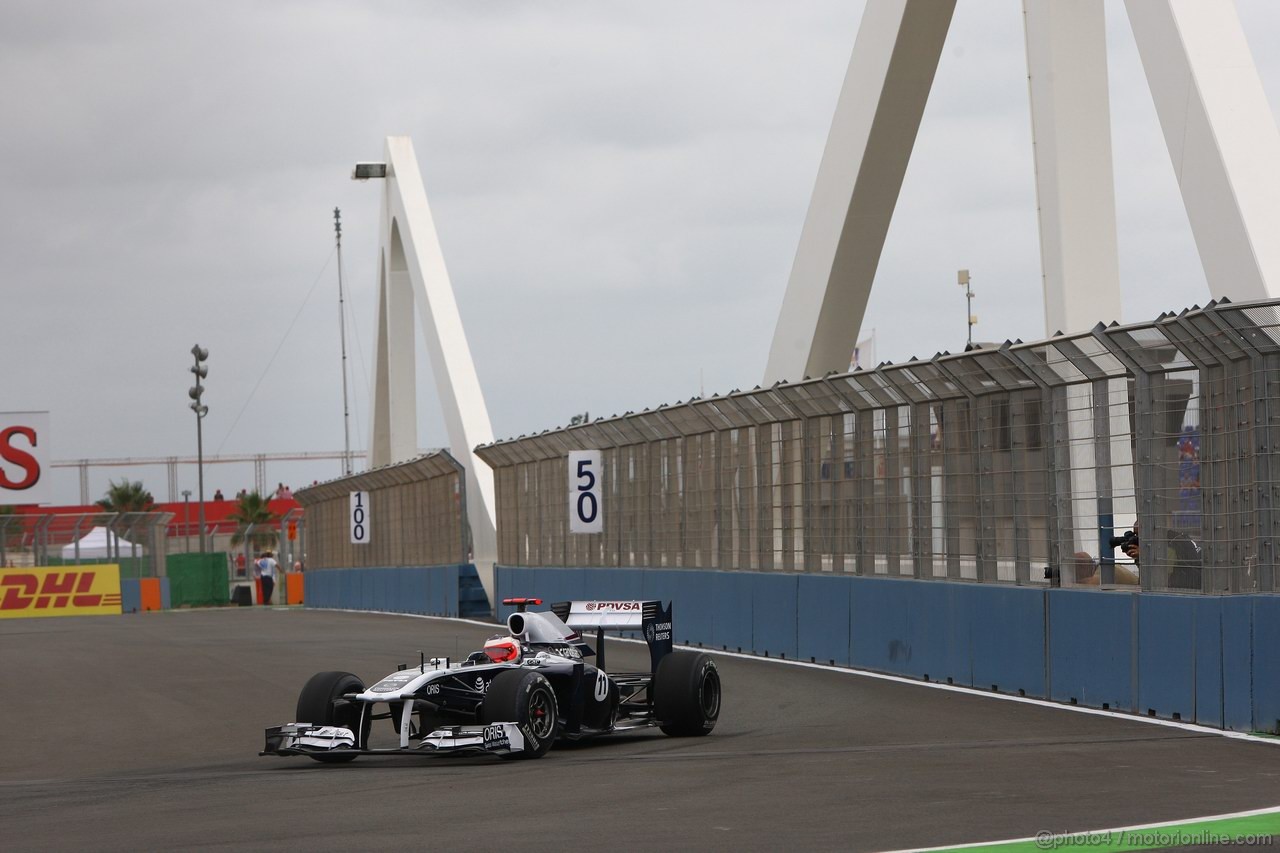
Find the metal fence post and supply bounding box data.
[1091,327,1155,590]
[1005,345,1073,581]
[908,401,932,579]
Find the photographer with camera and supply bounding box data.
[1063,523,1140,586]
[1111,522,1141,565]
[1109,520,1202,590]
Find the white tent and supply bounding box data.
[61,526,146,560]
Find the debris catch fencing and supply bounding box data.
[0,512,172,578]
[476,298,1280,595]
[294,451,469,570]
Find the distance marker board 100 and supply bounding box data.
[350,491,369,544]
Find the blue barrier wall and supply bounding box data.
[496,568,1049,698]
[304,565,476,617]
[1048,589,1134,710]
[120,578,140,614]
[492,566,1278,733]
[1250,596,1280,733]
[1136,593,1194,717]
[306,565,1277,733]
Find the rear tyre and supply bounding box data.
[296,671,369,763]
[481,669,559,759]
[653,652,720,736]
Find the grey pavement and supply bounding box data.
[2,608,1278,852]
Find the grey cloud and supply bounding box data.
[3,1,1277,503]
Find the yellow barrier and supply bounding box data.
[0,564,122,619]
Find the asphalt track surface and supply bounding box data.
[4,609,1280,852]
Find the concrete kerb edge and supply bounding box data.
[886,804,1280,853]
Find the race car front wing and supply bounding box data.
[261,721,527,758]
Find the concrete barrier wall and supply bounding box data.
[303,565,475,617]
[489,566,1278,734]
[120,578,170,614]
[298,563,1276,732]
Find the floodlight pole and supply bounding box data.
[181,489,192,552]
[195,395,206,553]
[189,345,210,553]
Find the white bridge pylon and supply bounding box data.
[366,136,498,599]
[764,0,1280,385]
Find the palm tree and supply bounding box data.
[228,490,280,550]
[96,479,154,513]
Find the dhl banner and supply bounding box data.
[0,564,122,619]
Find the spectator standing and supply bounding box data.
[213,489,224,501]
[254,550,280,605]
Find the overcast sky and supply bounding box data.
[5,1,1280,505]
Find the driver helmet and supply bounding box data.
[483,635,522,664]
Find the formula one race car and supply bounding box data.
[261,598,720,762]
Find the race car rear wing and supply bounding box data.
[549,600,673,674]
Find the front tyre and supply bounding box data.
[653,652,720,736]
[481,669,559,759]
[296,670,369,763]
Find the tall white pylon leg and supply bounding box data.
[763,0,955,385]
[1022,0,1122,335]
[367,136,498,602]
[1023,1,1134,560]
[1126,0,1280,301]
[369,207,418,467]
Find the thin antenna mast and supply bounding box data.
[958,269,976,350]
[334,207,353,476]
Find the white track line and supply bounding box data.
[308,606,1280,747]
[880,804,1280,852]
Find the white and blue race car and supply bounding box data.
[262,598,721,762]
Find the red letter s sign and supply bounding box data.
[0,426,40,490]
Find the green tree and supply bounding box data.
[228,490,280,550]
[96,479,155,513]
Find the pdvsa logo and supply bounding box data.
[0,567,122,619]
[0,411,51,506]
[585,601,640,612]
